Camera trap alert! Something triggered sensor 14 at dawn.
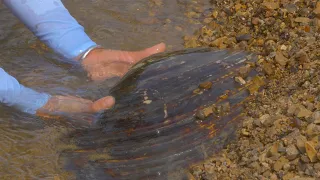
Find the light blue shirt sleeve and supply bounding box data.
[3,0,97,59]
[0,68,51,114]
[1,1,97,114]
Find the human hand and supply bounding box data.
[80,43,166,81]
[35,43,165,120]
[36,95,115,118]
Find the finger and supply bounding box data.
[90,62,131,81]
[91,96,115,112]
[117,42,166,64]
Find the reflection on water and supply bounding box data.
[0,0,210,179]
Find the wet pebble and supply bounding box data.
[286,144,300,160]
[236,34,251,42]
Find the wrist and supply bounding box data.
[76,45,104,64]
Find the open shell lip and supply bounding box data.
[111,47,246,93]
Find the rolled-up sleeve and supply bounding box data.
[0,68,51,114]
[3,0,97,59]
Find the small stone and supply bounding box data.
[199,81,213,90]
[195,106,214,120]
[195,110,205,120]
[305,141,318,162]
[252,17,260,25]
[280,45,287,51]
[306,124,320,137]
[296,135,307,153]
[238,41,248,50]
[193,88,202,95]
[234,3,242,11]
[262,2,279,10]
[305,164,315,176]
[270,173,278,180]
[273,156,289,171]
[203,17,213,24]
[143,100,152,104]
[287,103,297,116]
[285,3,297,13]
[301,155,311,163]
[254,118,262,127]
[262,170,271,177]
[259,114,273,127]
[238,65,251,78]
[256,38,265,46]
[294,17,311,24]
[267,143,280,157]
[241,129,250,136]
[203,164,215,174]
[283,172,295,180]
[283,164,291,172]
[212,10,218,18]
[236,34,251,42]
[313,2,320,16]
[312,111,320,124]
[295,50,310,64]
[211,36,228,48]
[261,62,274,75]
[259,152,267,163]
[296,105,312,118]
[235,76,246,85]
[280,31,290,40]
[275,51,288,66]
[286,144,300,160]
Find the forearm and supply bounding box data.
[3,0,97,60]
[0,68,51,114]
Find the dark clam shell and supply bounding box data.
[63,48,260,180]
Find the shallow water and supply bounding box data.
[0,0,211,179]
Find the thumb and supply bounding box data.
[91,96,115,112]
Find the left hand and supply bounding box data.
[80,43,166,81]
[36,96,115,124]
[36,95,115,117]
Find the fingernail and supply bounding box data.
[105,96,115,109]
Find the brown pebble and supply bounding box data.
[193,88,202,95]
[286,144,300,160]
[296,135,307,153]
[275,51,288,66]
[259,114,273,127]
[252,17,260,25]
[312,111,320,124]
[296,105,312,118]
[267,143,280,157]
[199,81,213,90]
[238,65,251,78]
[295,50,310,64]
[235,76,246,85]
[294,17,311,24]
[306,124,320,137]
[305,141,318,162]
[195,106,214,120]
[261,62,274,75]
[262,2,279,10]
[273,156,289,171]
